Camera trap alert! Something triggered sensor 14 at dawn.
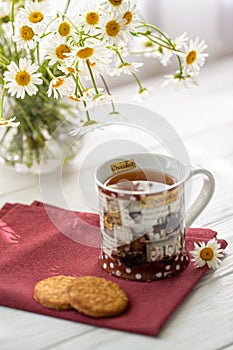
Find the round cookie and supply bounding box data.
[68,276,129,318]
[33,275,76,310]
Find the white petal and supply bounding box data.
[28,63,39,74]
[9,61,20,74]
[19,58,28,71]
[4,71,16,80]
[32,77,43,85]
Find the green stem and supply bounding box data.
[108,46,125,64]
[46,67,55,79]
[70,73,91,122]
[0,53,10,65]
[137,32,175,51]
[136,23,183,75]
[77,83,91,122]
[132,72,143,90]
[11,0,17,53]
[64,15,80,33]
[11,0,15,36]
[0,62,7,68]
[109,47,144,90]
[0,86,5,119]
[100,75,117,114]
[86,60,99,94]
[36,43,40,66]
[64,0,71,14]
[16,103,38,134]
[85,110,91,122]
[0,127,11,146]
[136,22,170,42]
[42,15,59,36]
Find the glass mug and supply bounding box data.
[95,153,215,281]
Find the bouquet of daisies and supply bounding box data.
[0,0,208,168]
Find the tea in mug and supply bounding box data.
[104,169,177,193]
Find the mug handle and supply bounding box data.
[185,168,215,228]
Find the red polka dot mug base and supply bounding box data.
[95,153,215,282]
[100,251,190,281]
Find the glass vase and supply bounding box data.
[0,89,79,174]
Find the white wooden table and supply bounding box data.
[0,55,233,350]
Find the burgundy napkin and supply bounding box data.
[0,202,228,336]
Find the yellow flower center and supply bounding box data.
[29,11,44,23]
[68,95,81,102]
[0,120,8,126]
[109,0,123,6]
[77,47,94,59]
[55,45,70,59]
[58,22,71,37]
[86,12,99,26]
[106,20,120,37]
[66,67,75,73]
[16,71,31,86]
[200,247,214,261]
[20,26,34,40]
[186,50,197,65]
[123,11,133,25]
[52,77,64,89]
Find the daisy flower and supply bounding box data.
[92,93,115,105]
[13,22,40,49]
[133,35,172,65]
[4,58,43,99]
[17,0,51,33]
[66,42,111,79]
[120,1,140,30]
[172,32,188,50]
[0,117,20,128]
[82,87,103,98]
[132,37,159,58]
[190,238,224,269]
[70,120,99,139]
[100,13,131,46]
[48,14,75,42]
[156,46,173,67]
[70,120,109,142]
[109,62,143,76]
[179,36,208,73]
[68,87,104,106]
[162,71,198,91]
[47,76,74,99]
[83,93,116,110]
[57,64,76,76]
[0,2,10,21]
[133,87,152,103]
[77,1,102,34]
[102,0,128,12]
[46,39,71,66]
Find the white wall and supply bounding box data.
[149,0,233,60]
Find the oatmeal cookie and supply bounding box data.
[68,276,128,318]
[33,275,76,310]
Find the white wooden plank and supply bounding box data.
[0,163,38,197]
[0,307,96,350]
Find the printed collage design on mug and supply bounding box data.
[98,183,190,281]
